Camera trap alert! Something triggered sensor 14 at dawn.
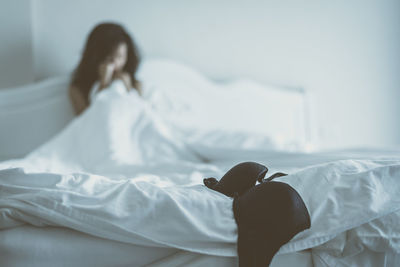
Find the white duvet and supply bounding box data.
[1,66,400,266]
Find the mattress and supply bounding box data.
[0,225,312,267]
[1,66,400,267]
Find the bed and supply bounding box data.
[1,59,399,267]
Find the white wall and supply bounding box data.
[0,0,34,88]
[4,0,400,150]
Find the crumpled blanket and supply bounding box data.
[1,78,400,266]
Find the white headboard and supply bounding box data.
[0,75,74,161]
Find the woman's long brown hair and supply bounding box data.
[70,22,141,104]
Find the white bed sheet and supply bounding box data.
[1,77,400,267]
[0,225,313,267]
[0,225,176,267]
[1,149,400,267]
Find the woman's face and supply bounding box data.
[107,42,128,72]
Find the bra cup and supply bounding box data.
[233,181,311,267]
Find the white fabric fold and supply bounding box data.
[1,72,400,264]
[1,159,400,258]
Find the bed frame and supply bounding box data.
[0,75,74,161]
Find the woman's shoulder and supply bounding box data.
[68,84,88,115]
[69,84,79,92]
[69,84,83,98]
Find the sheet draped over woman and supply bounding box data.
[18,78,201,175]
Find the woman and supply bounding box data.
[69,22,142,115]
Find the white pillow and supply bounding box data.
[137,58,309,157]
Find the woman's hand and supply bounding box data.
[114,71,133,91]
[98,58,133,92]
[98,60,116,89]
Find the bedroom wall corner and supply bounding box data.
[0,0,35,89]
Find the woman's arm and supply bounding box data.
[115,72,132,93]
[98,61,115,92]
[69,86,88,116]
[114,72,142,96]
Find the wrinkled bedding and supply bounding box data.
[1,64,400,266]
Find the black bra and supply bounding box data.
[203,162,311,267]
